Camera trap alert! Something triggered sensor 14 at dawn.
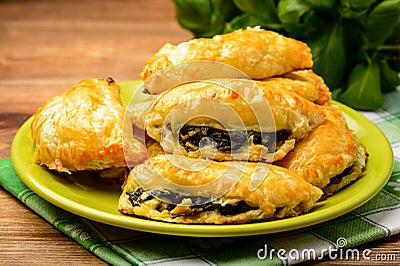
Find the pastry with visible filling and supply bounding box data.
[31,77,147,175]
[276,105,368,197]
[118,154,323,224]
[141,27,313,82]
[138,79,325,162]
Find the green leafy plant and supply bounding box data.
[173,0,400,110]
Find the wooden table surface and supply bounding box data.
[1,0,399,265]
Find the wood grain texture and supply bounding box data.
[0,0,399,265]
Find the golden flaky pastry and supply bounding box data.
[31,77,147,174]
[141,79,325,162]
[277,105,367,196]
[118,154,322,224]
[141,27,313,81]
[260,70,331,105]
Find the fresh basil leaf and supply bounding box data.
[277,0,310,24]
[173,0,239,37]
[331,87,343,99]
[301,9,336,39]
[338,0,379,19]
[300,0,339,11]
[378,57,400,92]
[224,14,265,32]
[233,0,279,23]
[174,0,214,37]
[341,19,364,75]
[363,0,400,48]
[224,14,282,33]
[381,23,400,72]
[309,21,345,88]
[277,0,315,39]
[213,0,242,21]
[337,60,383,110]
[385,21,400,46]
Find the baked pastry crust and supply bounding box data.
[118,154,323,224]
[141,27,313,81]
[141,79,325,162]
[281,70,331,105]
[31,77,147,173]
[260,70,331,105]
[276,105,367,194]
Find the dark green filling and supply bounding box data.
[326,165,353,185]
[178,125,291,153]
[127,188,258,218]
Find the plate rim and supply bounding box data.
[10,81,394,237]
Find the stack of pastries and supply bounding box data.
[31,27,368,224]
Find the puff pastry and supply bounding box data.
[140,79,325,162]
[31,77,147,174]
[118,154,323,224]
[277,105,367,196]
[260,70,331,105]
[141,27,313,82]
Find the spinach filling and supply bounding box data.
[127,188,258,218]
[178,125,291,153]
[326,165,353,186]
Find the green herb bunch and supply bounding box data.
[173,0,400,110]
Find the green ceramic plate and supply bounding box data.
[11,80,393,237]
